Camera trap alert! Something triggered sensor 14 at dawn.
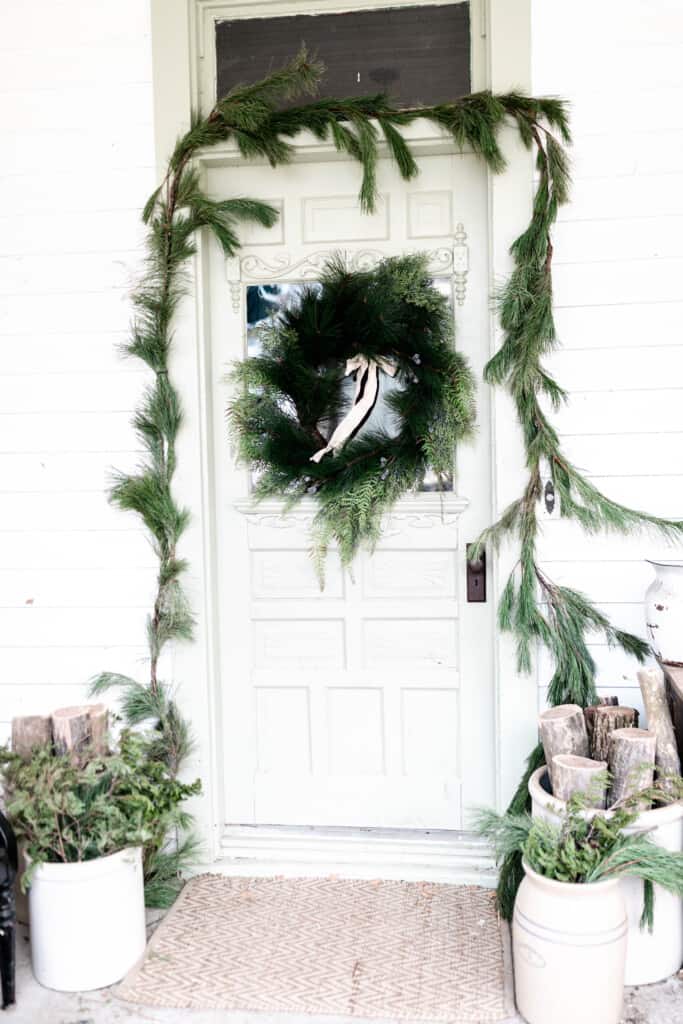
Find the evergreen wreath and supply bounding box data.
[229,253,476,569]
[89,49,683,912]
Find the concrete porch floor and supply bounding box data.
[5,925,682,1024]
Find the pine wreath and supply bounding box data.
[230,253,476,569]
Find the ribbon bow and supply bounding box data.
[310,355,397,463]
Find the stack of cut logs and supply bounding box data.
[10,704,108,761]
[540,667,681,809]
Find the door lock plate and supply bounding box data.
[466,544,486,603]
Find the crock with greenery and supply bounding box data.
[477,783,683,926]
[0,731,200,905]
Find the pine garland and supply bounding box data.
[229,253,476,570]
[90,49,683,909]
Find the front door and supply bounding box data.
[206,125,495,832]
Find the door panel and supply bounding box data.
[206,132,495,829]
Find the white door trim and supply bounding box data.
[149,0,536,869]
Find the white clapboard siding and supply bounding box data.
[548,347,683,392]
[0,568,156,609]
[0,211,148,256]
[560,434,683,478]
[533,0,683,712]
[0,531,156,571]
[1,412,137,453]
[0,452,141,493]
[553,216,683,264]
[0,0,155,727]
[1,334,130,374]
[0,371,148,413]
[554,302,683,350]
[0,253,141,296]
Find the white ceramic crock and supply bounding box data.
[28,845,146,991]
[644,559,683,664]
[529,766,683,985]
[513,861,627,1024]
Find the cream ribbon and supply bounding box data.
[309,355,397,463]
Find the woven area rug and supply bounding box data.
[118,875,514,1022]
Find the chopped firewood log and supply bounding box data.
[637,667,681,789]
[589,705,639,762]
[87,704,109,757]
[661,663,683,763]
[608,727,656,807]
[539,704,589,789]
[552,753,608,807]
[10,716,52,759]
[584,696,619,745]
[52,706,93,759]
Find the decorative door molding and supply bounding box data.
[225,232,470,307]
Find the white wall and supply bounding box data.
[532,0,683,717]
[0,1,157,741]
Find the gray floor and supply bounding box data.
[5,924,682,1024]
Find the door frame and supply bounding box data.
[149,0,537,863]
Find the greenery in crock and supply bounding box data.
[0,732,200,901]
[94,48,683,916]
[477,785,683,928]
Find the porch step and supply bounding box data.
[214,825,498,887]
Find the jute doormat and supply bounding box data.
[118,875,515,1022]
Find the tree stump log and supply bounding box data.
[10,716,52,759]
[539,704,589,790]
[608,727,656,807]
[584,696,619,745]
[589,705,639,762]
[52,706,92,759]
[637,666,681,789]
[662,663,683,764]
[552,754,608,808]
[87,704,109,757]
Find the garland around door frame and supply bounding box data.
[92,51,683,914]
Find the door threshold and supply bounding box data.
[213,825,497,887]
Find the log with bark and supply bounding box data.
[589,705,639,762]
[10,716,52,760]
[539,704,589,789]
[662,663,683,764]
[87,704,109,757]
[551,753,608,808]
[51,704,110,760]
[52,707,92,759]
[637,666,681,788]
[584,696,619,746]
[608,727,656,807]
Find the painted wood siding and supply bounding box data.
[532,0,683,715]
[0,1,157,741]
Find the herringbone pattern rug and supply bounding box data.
[118,875,514,1022]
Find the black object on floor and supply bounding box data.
[0,810,17,1009]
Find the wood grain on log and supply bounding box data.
[638,667,681,786]
[87,703,109,757]
[52,706,92,759]
[590,705,639,762]
[584,696,619,745]
[539,704,589,789]
[662,663,683,763]
[552,754,608,808]
[10,716,52,759]
[608,727,656,807]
